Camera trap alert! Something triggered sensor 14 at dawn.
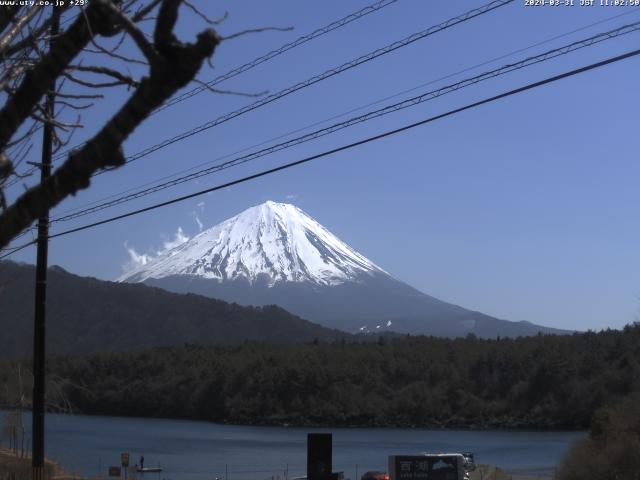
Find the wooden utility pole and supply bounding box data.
[32,8,59,480]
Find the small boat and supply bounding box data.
[137,467,163,473]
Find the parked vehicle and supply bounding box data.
[462,452,476,472]
[361,471,389,480]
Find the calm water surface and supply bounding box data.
[0,411,584,480]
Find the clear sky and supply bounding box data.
[5,0,640,332]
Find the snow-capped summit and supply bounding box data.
[120,201,567,338]
[119,201,386,286]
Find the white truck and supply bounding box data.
[388,453,472,480]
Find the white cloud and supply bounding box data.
[286,194,297,200]
[123,242,151,271]
[197,201,205,211]
[158,227,189,255]
[191,211,203,232]
[121,227,190,274]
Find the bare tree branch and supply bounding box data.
[0,5,42,56]
[132,0,163,22]
[0,6,21,36]
[82,43,148,65]
[222,26,293,42]
[30,107,82,131]
[192,79,267,98]
[62,71,133,89]
[3,17,53,58]
[101,0,160,64]
[0,153,11,184]
[183,1,228,25]
[5,119,39,149]
[154,0,181,47]
[55,91,105,100]
[0,1,221,248]
[70,65,139,87]
[0,0,124,152]
[55,99,95,111]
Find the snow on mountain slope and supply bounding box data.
[119,201,387,286]
[118,201,568,338]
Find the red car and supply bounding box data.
[361,472,389,480]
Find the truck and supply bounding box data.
[388,453,472,480]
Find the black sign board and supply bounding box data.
[307,433,332,480]
[109,466,122,477]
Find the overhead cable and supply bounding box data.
[45,0,402,166]
[2,44,636,260]
[49,20,640,224]
[49,8,640,220]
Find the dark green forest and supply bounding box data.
[1,325,639,429]
[557,393,640,479]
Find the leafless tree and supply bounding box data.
[0,0,225,249]
[1,362,76,456]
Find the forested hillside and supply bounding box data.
[0,261,347,356]
[2,325,638,429]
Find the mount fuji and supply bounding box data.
[120,201,565,338]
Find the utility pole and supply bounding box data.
[32,8,59,480]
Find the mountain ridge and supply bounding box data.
[0,260,349,357]
[121,201,568,338]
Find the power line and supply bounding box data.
[94,0,514,172]
[0,226,36,247]
[45,0,401,167]
[0,237,35,257]
[44,49,640,237]
[6,0,511,192]
[3,45,637,259]
[154,0,401,114]
[1,0,512,237]
[49,20,640,224]
[49,8,640,221]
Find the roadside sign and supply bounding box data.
[389,455,464,480]
[121,453,130,467]
[109,466,121,477]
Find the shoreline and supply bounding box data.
[0,407,587,433]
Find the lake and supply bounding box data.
[0,411,584,480]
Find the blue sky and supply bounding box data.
[5,0,640,331]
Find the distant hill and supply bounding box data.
[0,261,348,357]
